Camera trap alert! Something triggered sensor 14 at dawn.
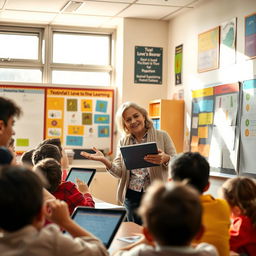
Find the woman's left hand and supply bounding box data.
[144,149,170,165]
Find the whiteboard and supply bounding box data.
[0,86,45,153]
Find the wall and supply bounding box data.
[121,18,169,109]
[167,0,256,195]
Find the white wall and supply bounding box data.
[120,18,169,110]
[167,0,256,195]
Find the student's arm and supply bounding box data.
[45,199,94,238]
[43,188,55,201]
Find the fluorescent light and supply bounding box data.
[61,1,84,13]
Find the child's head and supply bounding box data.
[20,148,35,168]
[170,152,210,193]
[222,177,256,224]
[33,144,61,166]
[138,181,202,246]
[0,97,22,147]
[38,138,62,157]
[0,165,43,232]
[34,158,62,193]
[37,138,69,169]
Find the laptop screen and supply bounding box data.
[70,207,126,248]
[65,168,96,186]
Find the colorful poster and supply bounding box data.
[245,13,256,58]
[220,18,237,67]
[191,83,239,175]
[198,27,220,72]
[46,88,114,151]
[175,44,183,85]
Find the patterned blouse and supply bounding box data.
[128,133,150,192]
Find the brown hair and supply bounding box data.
[222,177,256,226]
[34,158,62,193]
[138,181,202,246]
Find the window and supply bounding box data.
[51,31,112,86]
[0,27,43,83]
[0,26,113,87]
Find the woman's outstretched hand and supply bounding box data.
[80,147,105,161]
[80,147,112,169]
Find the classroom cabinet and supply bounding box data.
[89,171,119,204]
[148,99,184,153]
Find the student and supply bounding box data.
[0,97,22,147]
[20,148,35,168]
[221,177,256,255]
[34,158,95,214]
[33,143,62,166]
[115,181,218,256]
[170,152,230,256]
[0,165,108,256]
[37,138,69,180]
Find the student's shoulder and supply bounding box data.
[201,194,230,215]
[195,242,219,256]
[115,244,155,256]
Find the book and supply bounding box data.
[120,142,159,170]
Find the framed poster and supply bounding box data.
[175,44,183,85]
[220,18,237,67]
[134,46,162,84]
[245,13,256,59]
[198,26,220,72]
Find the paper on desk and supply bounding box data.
[95,202,124,209]
[118,236,141,243]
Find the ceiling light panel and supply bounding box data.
[119,4,179,19]
[5,0,67,12]
[77,1,129,16]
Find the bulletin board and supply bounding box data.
[190,82,240,176]
[0,85,45,154]
[239,79,256,175]
[0,85,114,153]
[45,87,114,151]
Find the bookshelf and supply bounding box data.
[148,99,184,153]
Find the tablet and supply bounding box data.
[65,167,96,186]
[120,142,159,170]
[69,207,127,248]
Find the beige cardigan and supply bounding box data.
[107,128,176,204]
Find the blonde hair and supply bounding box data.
[115,102,153,135]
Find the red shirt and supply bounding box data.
[53,181,95,215]
[230,215,256,255]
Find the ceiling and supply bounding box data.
[0,0,201,28]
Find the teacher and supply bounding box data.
[81,102,176,224]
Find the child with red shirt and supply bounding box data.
[222,177,256,255]
[34,158,94,214]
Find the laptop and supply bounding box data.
[68,207,127,248]
[65,167,96,186]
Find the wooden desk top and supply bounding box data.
[109,222,142,254]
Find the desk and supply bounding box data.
[109,222,142,254]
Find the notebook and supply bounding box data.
[65,167,96,186]
[69,207,126,248]
[120,142,160,170]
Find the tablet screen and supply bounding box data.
[66,168,96,186]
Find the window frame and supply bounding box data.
[0,24,115,87]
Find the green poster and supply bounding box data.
[134,46,162,84]
[175,44,183,85]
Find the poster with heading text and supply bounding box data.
[45,88,114,151]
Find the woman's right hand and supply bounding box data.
[80,147,105,161]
